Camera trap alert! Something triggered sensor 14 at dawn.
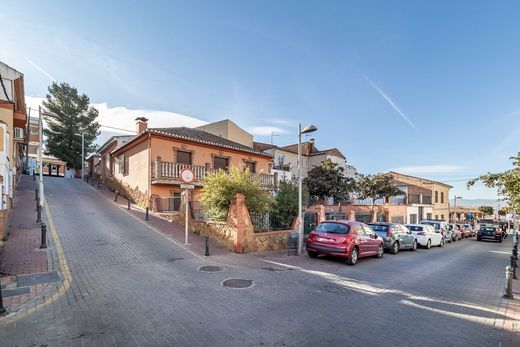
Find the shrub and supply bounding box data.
[200,168,273,221]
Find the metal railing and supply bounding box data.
[250,212,293,232]
[154,197,180,212]
[151,160,278,188]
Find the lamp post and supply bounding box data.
[297,123,317,255]
[36,108,59,215]
[453,195,463,223]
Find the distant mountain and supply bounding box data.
[454,199,502,208]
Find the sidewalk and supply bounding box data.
[0,175,57,313]
[499,245,520,345]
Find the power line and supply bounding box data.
[99,124,137,133]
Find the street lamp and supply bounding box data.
[75,132,85,180]
[453,195,463,222]
[297,123,317,255]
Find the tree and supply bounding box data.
[200,167,273,221]
[478,206,494,216]
[304,160,356,203]
[42,82,100,170]
[499,207,508,216]
[270,179,299,228]
[356,173,403,222]
[467,153,520,214]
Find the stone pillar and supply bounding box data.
[155,156,162,179]
[233,193,246,253]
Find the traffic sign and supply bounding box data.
[180,184,195,189]
[179,168,195,183]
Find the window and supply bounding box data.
[176,150,192,165]
[315,222,349,234]
[351,225,364,235]
[118,155,125,174]
[441,192,444,204]
[435,215,438,220]
[213,156,228,170]
[409,214,417,224]
[435,191,439,203]
[426,213,432,219]
[170,192,181,211]
[124,156,129,176]
[245,161,256,173]
[441,214,444,220]
[362,225,375,236]
[110,156,114,176]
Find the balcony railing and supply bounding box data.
[151,158,278,189]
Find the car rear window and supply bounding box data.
[480,227,496,232]
[421,221,440,230]
[368,224,387,232]
[315,223,350,234]
[406,225,423,231]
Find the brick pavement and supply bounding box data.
[0,177,519,346]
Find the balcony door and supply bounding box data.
[213,156,229,170]
[176,150,192,167]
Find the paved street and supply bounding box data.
[0,177,518,346]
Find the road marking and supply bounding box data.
[0,203,72,324]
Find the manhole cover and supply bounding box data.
[167,257,184,262]
[222,278,254,289]
[198,265,224,272]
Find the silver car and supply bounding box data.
[420,220,454,243]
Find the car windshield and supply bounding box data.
[421,221,440,230]
[480,227,496,232]
[406,225,423,232]
[368,224,387,232]
[315,223,350,234]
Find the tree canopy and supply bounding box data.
[467,153,520,214]
[42,82,100,170]
[304,160,356,203]
[356,173,403,220]
[477,206,494,216]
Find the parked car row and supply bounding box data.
[306,219,484,266]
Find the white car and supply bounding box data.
[405,224,444,248]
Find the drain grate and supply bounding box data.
[2,287,30,297]
[198,265,224,272]
[18,224,41,229]
[222,278,254,289]
[17,271,60,287]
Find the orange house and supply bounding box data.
[107,119,275,212]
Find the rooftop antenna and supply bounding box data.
[270,131,280,146]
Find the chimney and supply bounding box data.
[135,117,149,133]
[307,138,315,156]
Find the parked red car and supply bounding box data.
[306,221,384,265]
[456,224,470,238]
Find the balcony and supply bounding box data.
[151,159,278,189]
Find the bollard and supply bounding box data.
[35,197,39,212]
[114,191,119,202]
[205,237,210,256]
[36,205,42,223]
[33,173,35,181]
[35,188,38,201]
[86,176,89,183]
[127,198,131,210]
[97,181,100,190]
[511,255,517,280]
[0,278,6,316]
[504,266,514,299]
[145,207,149,221]
[40,223,47,249]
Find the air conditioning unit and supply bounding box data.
[14,127,24,140]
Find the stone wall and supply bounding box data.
[180,192,291,253]
[104,177,150,208]
[0,209,7,239]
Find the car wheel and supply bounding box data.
[477,237,481,241]
[392,241,399,255]
[308,251,318,258]
[375,244,384,258]
[426,239,431,249]
[439,238,445,247]
[499,239,503,243]
[412,240,417,251]
[346,247,358,266]
[452,237,457,242]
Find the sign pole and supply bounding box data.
[185,188,189,245]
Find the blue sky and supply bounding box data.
[1,0,519,199]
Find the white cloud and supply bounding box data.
[391,164,463,174]
[246,126,290,136]
[25,96,207,135]
[363,75,416,129]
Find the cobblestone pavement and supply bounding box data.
[0,177,518,346]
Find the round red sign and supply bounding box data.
[179,168,195,183]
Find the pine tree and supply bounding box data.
[42,82,100,170]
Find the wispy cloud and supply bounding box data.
[247,126,290,136]
[391,164,463,174]
[363,75,416,129]
[24,57,56,82]
[25,96,207,139]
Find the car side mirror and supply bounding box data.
[373,234,378,239]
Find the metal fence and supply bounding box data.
[250,212,293,233]
[325,212,347,221]
[189,201,212,221]
[154,197,180,212]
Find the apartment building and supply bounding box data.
[389,172,452,222]
[0,61,27,237]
